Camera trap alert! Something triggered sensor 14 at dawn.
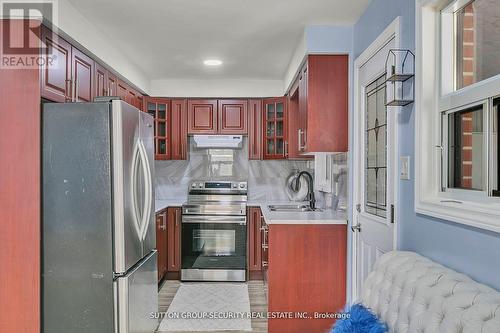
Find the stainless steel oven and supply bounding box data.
[181,180,247,282]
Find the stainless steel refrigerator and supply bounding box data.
[42,99,158,333]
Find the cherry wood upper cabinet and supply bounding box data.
[171,99,188,160]
[94,63,107,98]
[107,72,118,96]
[71,47,94,102]
[40,26,72,102]
[218,99,248,134]
[298,55,348,153]
[262,97,287,160]
[117,80,128,102]
[156,211,168,281]
[248,99,263,160]
[187,99,218,134]
[167,207,182,279]
[145,98,171,160]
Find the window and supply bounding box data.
[415,0,500,232]
[443,104,486,191]
[365,75,387,218]
[454,0,500,90]
[492,98,499,196]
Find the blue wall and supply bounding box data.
[353,0,500,290]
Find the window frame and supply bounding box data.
[415,0,500,233]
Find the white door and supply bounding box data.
[352,19,400,300]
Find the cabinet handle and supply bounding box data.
[284,141,288,157]
[298,129,302,151]
[262,261,268,268]
[65,79,72,102]
[75,79,80,102]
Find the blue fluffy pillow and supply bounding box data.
[331,303,388,333]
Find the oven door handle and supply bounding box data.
[182,215,247,224]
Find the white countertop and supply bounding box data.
[155,199,184,213]
[248,201,347,225]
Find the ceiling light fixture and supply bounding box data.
[203,59,223,66]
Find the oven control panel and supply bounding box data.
[189,181,247,192]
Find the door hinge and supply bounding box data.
[356,204,361,213]
[390,204,395,224]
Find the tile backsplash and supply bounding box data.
[155,137,347,209]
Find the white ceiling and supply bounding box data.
[66,0,370,81]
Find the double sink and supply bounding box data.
[268,204,323,212]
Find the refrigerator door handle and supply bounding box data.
[131,139,153,242]
[138,139,153,241]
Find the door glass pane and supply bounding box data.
[276,102,284,119]
[455,0,500,89]
[267,103,275,120]
[365,75,387,218]
[276,138,284,154]
[447,105,485,190]
[158,103,166,120]
[276,121,283,136]
[267,139,275,154]
[367,130,377,167]
[266,122,275,137]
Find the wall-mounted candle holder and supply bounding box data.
[385,49,415,107]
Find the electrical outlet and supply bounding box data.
[400,156,410,180]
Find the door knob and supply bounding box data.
[351,223,361,232]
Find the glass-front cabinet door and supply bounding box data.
[263,97,287,159]
[145,98,171,160]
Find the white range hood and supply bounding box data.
[193,135,243,149]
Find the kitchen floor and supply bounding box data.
[157,280,268,333]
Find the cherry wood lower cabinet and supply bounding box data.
[247,207,263,280]
[156,210,168,282]
[166,207,182,279]
[267,224,347,333]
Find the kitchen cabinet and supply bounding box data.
[293,55,348,153]
[248,100,263,160]
[71,47,94,102]
[266,223,347,333]
[144,98,187,161]
[40,25,144,105]
[187,99,248,135]
[94,63,108,97]
[156,210,168,282]
[187,99,218,134]
[171,99,188,160]
[117,80,129,102]
[263,97,287,159]
[40,26,72,102]
[107,72,118,96]
[166,207,181,279]
[247,207,263,280]
[218,99,248,134]
[145,98,171,160]
[261,215,269,295]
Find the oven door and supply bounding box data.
[181,215,246,274]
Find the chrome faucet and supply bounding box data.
[292,171,315,210]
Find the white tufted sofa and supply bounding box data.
[361,251,500,333]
